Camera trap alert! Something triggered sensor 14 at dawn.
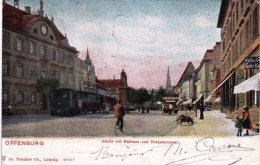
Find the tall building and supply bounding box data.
[173,62,195,102]
[165,66,173,92]
[214,0,259,127]
[196,42,221,103]
[2,1,78,115]
[99,69,129,106]
[78,49,96,93]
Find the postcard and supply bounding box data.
[1,0,260,164]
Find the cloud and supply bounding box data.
[194,16,215,27]
[78,22,101,34]
[113,25,157,43]
[140,16,165,26]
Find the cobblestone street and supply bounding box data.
[2,110,258,138]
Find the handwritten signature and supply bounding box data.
[90,137,254,164]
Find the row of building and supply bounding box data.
[167,0,259,129]
[2,1,128,115]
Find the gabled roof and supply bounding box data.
[175,62,195,87]
[99,79,122,87]
[3,3,66,40]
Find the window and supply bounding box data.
[60,73,64,84]
[51,70,56,79]
[17,38,22,51]
[40,46,47,58]
[108,88,112,93]
[29,42,36,55]
[41,69,47,79]
[2,89,9,105]
[88,65,91,71]
[60,53,65,63]
[240,30,243,54]
[69,74,73,84]
[2,60,9,76]
[16,63,23,78]
[253,7,259,37]
[116,88,119,93]
[68,55,72,64]
[3,31,10,49]
[31,92,36,104]
[30,66,36,80]
[51,50,56,61]
[246,21,249,46]
[16,90,23,104]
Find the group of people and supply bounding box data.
[235,106,252,136]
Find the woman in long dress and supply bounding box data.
[242,106,252,136]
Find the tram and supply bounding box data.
[49,88,117,116]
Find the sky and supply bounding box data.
[15,0,221,89]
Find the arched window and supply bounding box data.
[108,88,112,93]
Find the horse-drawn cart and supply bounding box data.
[161,97,179,115]
[176,115,194,125]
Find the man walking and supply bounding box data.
[199,103,204,120]
[113,100,125,132]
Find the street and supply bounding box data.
[2,110,258,137]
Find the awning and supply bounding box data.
[183,99,192,105]
[234,72,260,94]
[204,94,216,103]
[214,97,221,102]
[211,70,235,95]
[193,93,203,104]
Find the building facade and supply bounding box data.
[216,0,259,126]
[78,49,96,93]
[173,62,195,102]
[196,42,221,103]
[2,1,78,115]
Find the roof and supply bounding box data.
[175,62,195,87]
[217,0,230,28]
[3,3,65,40]
[99,79,122,87]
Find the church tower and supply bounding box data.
[166,66,172,92]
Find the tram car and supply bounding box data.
[49,88,117,116]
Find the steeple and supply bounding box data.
[86,48,90,60]
[166,66,172,91]
[38,0,44,17]
[85,48,92,65]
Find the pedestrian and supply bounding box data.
[113,100,125,132]
[169,103,173,115]
[235,113,243,136]
[187,104,192,111]
[146,106,150,113]
[199,104,204,120]
[7,105,12,116]
[242,106,252,136]
[194,104,198,117]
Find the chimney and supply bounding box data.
[25,6,31,14]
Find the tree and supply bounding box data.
[36,78,60,92]
[128,87,138,105]
[136,88,151,105]
[128,87,151,105]
[155,86,166,102]
[36,78,60,111]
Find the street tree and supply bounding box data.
[36,78,60,111]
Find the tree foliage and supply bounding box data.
[128,87,151,105]
[36,78,60,92]
[155,86,178,101]
[155,86,166,101]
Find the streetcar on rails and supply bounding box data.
[49,88,117,116]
